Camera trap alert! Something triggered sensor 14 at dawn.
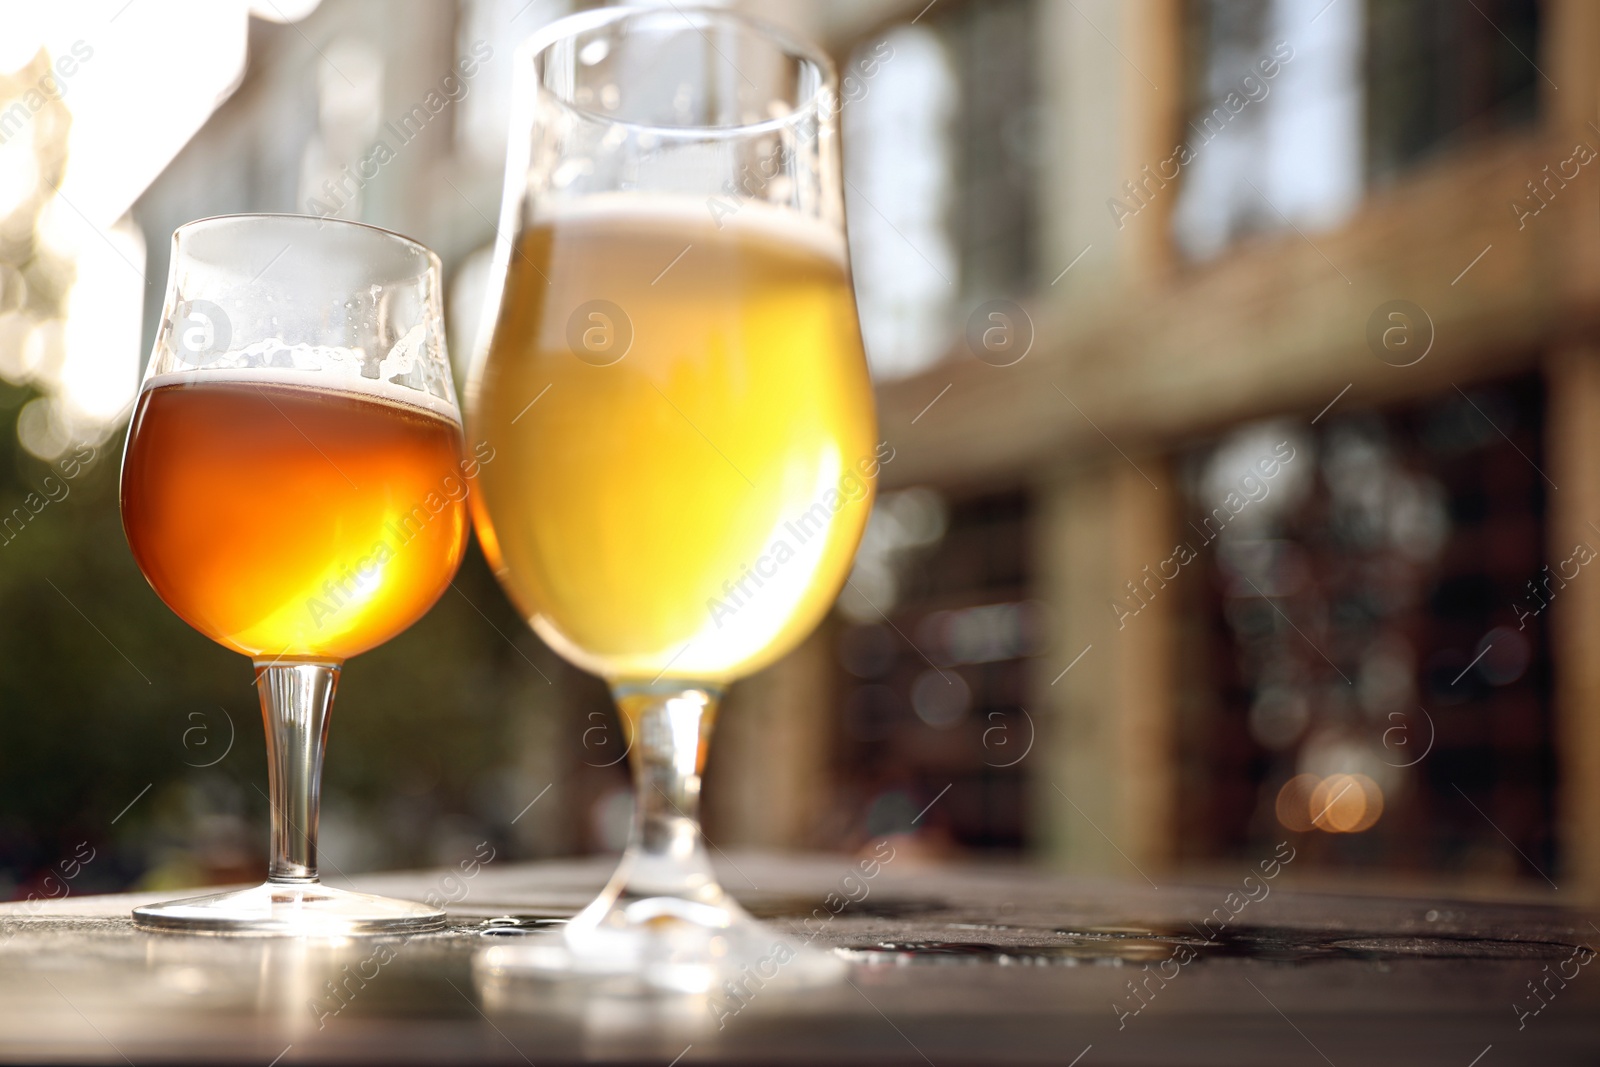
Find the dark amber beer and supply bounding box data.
[122,378,469,661]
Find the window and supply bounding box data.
[830,488,1040,853]
[1175,378,1554,883]
[1174,0,1364,260]
[1366,0,1542,183]
[844,0,1039,379]
[1174,0,1543,259]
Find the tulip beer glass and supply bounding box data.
[469,8,878,989]
[121,215,468,935]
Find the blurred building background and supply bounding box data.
[2,0,1597,904]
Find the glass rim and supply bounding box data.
[170,212,443,276]
[515,4,840,139]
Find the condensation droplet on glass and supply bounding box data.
[600,84,620,111]
[578,39,610,66]
[574,85,595,106]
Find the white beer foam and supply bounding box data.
[144,350,462,424]
[531,191,849,266]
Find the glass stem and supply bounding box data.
[612,683,723,900]
[255,661,340,884]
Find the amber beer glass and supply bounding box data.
[470,8,876,989]
[121,215,468,935]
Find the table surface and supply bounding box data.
[2,852,1597,1066]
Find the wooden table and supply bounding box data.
[2,854,1597,1065]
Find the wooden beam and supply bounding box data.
[1032,453,1176,875]
[878,135,1562,491]
[1117,0,1184,281]
[704,626,837,850]
[1544,347,1600,901]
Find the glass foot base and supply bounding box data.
[132,881,447,937]
[476,890,846,995]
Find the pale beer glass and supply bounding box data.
[121,215,468,935]
[469,8,877,989]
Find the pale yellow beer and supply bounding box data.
[470,198,879,682]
